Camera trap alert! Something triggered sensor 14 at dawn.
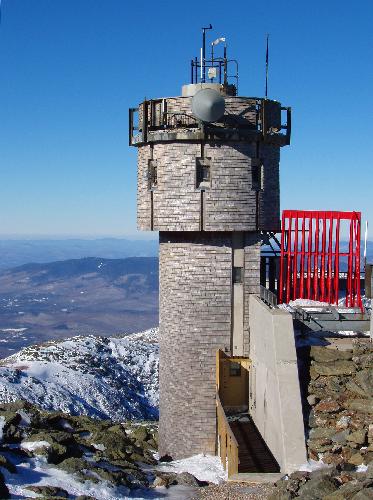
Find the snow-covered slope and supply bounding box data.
[0,328,159,421]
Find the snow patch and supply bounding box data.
[157,454,227,484]
[0,328,159,421]
[21,441,50,452]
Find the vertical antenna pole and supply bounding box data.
[265,34,269,99]
[200,47,203,81]
[211,43,214,82]
[201,24,212,83]
[223,43,228,86]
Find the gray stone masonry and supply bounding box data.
[159,232,260,459]
[133,87,289,460]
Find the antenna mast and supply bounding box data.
[201,24,213,83]
[265,34,269,98]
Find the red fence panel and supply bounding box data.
[279,210,362,308]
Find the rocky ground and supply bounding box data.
[0,400,211,499]
[301,341,373,467]
[0,399,373,499]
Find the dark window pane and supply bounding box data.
[233,267,243,284]
[229,361,241,377]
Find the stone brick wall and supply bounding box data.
[158,232,260,459]
[137,141,280,232]
[303,342,373,467]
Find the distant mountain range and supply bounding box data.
[0,238,158,270]
[0,328,159,420]
[0,257,159,358]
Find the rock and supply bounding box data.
[311,347,353,362]
[309,427,337,440]
[25,485,69,498]
[76,497,96,500]
[357,354,373,369]
[315,398,341,413]
[56,457,90,474]
[267,492,292,500]
[153,475,169,488]
[88,429,133,461]
[368,425,373,444]
[297,476,339,499]
[337,415,352,430]
[343,400,373,414]
[348,430,367,445]
[0,454,16,473]
[355,370,373,397]
[310,365,320,380]
[131,425,149,443]
[307,438,333,453]
[349,452,365,465]
[332,430,351,445]
[175,471,206,487]
[324,479,363,499]
[307,395,317,405]
[313,360,356,376]
[347,380,370,397]
[352,489,373,499]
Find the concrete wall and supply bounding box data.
[249,296,307,473]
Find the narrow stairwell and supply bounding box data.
[229,415,280,473]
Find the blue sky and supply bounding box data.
[0,0,372,238]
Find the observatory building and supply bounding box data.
[129,32,293,462]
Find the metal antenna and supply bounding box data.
[265,34,269,98]
[201,24,212,83]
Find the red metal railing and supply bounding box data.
[279,210,362,308]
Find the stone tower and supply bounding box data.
[129,39,291,459]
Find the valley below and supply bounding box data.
[0,257,159,358]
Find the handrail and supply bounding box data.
[260,285,278,308]
[216,393,239,477]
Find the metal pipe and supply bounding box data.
[223,44,227,86]
[202,24,212,83]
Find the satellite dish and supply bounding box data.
[191,88,225,123]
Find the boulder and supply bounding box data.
[311,347,353,362]
[0,454,16,474]
[309,427,337,440]
[324,479,363,499]
[348,430,367,446]
[352,488,373,499]
[355,370,373,397]
[349,452,365,466]
[343,400,373,414]
[297,476,339,499]
[315,398,341,413]
[332,430,351,445]
[25,485,69,498]
[56,457,91,474]
[313,361,356,376]
[347,380,370,398]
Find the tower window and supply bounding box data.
[229,361,241,377]
[252,160,263,191]
[233,266,243,284]
[196,157,211,188]
[148,160,158,189]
